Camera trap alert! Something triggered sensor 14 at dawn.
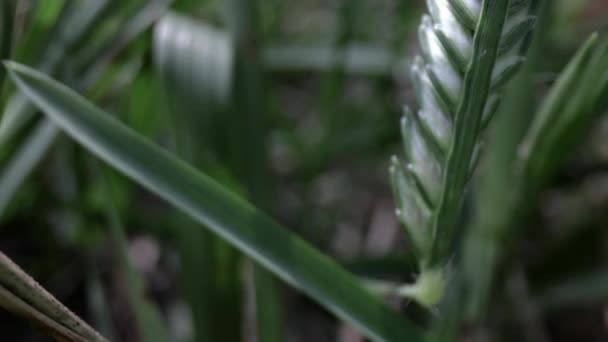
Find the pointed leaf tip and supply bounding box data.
[5,61,423,342]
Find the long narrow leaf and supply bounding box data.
[154,12,243,342]
[519,34,608,186]
[226,0,284,340]
[0,0,170,220]
[0,119,57,219]
[5,62,423,342]
[0,0,111,146]
[534,269,608,310]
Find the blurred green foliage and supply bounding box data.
[0,1,607,341]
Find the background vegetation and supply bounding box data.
[0,0,607,341]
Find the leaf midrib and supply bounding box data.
[6,61,423,342]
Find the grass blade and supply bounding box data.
[0,251,107,341]
[0,0,111,147]
[430,0,512,266]
[154,12,243,341]
[0,119,57,219]
[0,0,169,220]
[225,0,284,340]
[154,12,245,342]
[534,269,608,310]
[79,0,175,88]
[5,62,423,342]
[96,163,171,342]
[519,34,608,186]
[86,267,117,341]
[459,0,549,319]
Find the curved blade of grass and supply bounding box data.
[0,119,57,219]
[0,0,169,195]
[519,34,608,186]
[0,0,170,220]
[0,0,111,147]
[455,10,608,335]
[5,62,423,342]
[80,0,175,87]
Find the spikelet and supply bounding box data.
[391,0,535,284]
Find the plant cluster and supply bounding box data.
[0,1,607,341]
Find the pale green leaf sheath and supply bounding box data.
[390,0,536,307]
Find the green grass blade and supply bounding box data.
[0,119,57,219]
[461,0,548,320]
[86,267,117,341]
[0,0,169,221]
[173,219,242,342]
[226,0,284,339]
[97,163,171,342]
[154,12,244,342]
[0,85,31,148]
[519,34,608,186]
[534,269,608,310]
[79,0,175,87]
[0,0,111,147]
[5,62,423,342]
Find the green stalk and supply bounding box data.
[96,162,170,342]
[442,0,608,336]
[225,1,284,340]
[153,11,242,342]
[320,0,359,144]
[463,0,548,320]
[161,42,241,342]
[0,119,57,219]
[391,0,536,306]
[430,0,511,265]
